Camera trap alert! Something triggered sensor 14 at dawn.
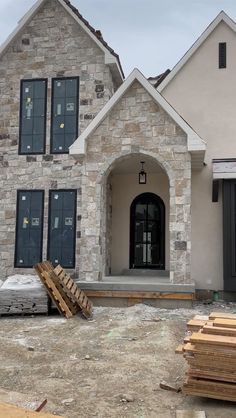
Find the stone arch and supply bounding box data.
[98,150,172,277]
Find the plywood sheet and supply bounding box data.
[0,402,64,418]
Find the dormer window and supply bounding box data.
[219,42,226,69]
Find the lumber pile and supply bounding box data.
[34,261,93,319]
[179,311,236,401]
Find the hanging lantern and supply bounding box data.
[139,161,147,184]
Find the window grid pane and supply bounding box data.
[15,191,44,267]
[51,78,79,153]
[48,190,77,268]
[19,80,47,154]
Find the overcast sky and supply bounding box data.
[1,0,236,77]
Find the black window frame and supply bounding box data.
[219,42,227,69]
[47,189,77,268]
[14,189,45,268]
[50,76,80,154]
[19,78,48,155]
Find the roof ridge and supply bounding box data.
[62,0,124,78]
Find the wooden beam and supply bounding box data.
[84,290,194,300]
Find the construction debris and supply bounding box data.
[34,261,93,319]
[159,381,181,393]
[179,311,236,401]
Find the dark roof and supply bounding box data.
[62,0,124,78]
[148,69,171,88]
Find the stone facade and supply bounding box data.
[79,80,192,283]
[0,0,116,278]
[0,0,192,285]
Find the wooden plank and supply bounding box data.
[175,344,184,354]
[84,290,194,300]
[190,332,236,348]
[176,411,206,418]
[202,325,236,337]
[0,401,64,418]
[209,312,236,320]
[213,318,236,329]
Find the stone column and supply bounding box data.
[79,163,102,281]
[169,159,192,284]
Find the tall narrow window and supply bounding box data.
[19,79,47,154]
[219,42,226,68]
[15,190,44,267]
[51,77,79,153]
[48,190,77,267]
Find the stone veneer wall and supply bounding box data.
[0,0,116,278]
[80,80,192,284]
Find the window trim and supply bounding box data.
[14,189,45,268]
[19,78,48,155]
[219,42,227,69]
[50,76,80,154]
[47,189,77,268]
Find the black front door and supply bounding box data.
[130,193,165,269]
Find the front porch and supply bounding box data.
[77,271,195,308]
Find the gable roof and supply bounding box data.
[157,10,236,92]
[0,0,124,85]
[70,68,206,168]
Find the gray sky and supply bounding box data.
[1,0,236,77]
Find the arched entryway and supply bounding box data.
[130,193,165,269]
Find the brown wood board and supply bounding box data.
[0,401,64,418]
[190,331,236,348]
[209,312,236,320]
[188,367,236,383]
[84,290,194,300]
[202,324,236,337]
[54,265,93,318]
[213,318,236,329]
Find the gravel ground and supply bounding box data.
[0,301,236,417]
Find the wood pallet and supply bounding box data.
[178,311,236,401]
[0,401,64,418]
[53,264,93,318]
[34,262,92,319]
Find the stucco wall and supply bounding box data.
[110,172,170,274]
[162,21,236,290]
[0,0,116,278]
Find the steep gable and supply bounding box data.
[70,68,205,168]
[158,11,236,92]
[0,0,124,86]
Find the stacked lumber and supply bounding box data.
[34,261,93,319]
[180,312,236,401]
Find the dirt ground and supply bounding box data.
[0,302,236,418]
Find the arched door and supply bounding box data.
[130,193,165,269]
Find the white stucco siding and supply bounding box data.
[162,21,236,290]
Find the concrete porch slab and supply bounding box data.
[77,275,195,293]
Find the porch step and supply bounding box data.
[76,277,195,293]
[122,269,169,277]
